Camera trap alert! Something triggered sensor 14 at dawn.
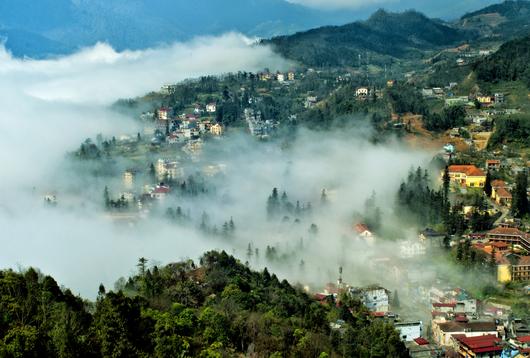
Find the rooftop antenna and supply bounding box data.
[338,266,343,287]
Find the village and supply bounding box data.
[49,63,530,357]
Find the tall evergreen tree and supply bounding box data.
[511,171,529,218]
[484,171,492,197]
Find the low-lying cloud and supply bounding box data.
[0,30,447,303]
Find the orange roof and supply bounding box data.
[354,223,371,234]
[487,160,500,165]
[495,187,512,199]
[491,242,509,249]
[448,165,485,177]
[518,256,530,266]
[487,226,528,238]
[491,180,506,188]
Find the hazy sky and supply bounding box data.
[288,0,500,18]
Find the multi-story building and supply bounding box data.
[486,227,530,252]
[210,123,223,136]
[349,286,390,312]
[447,165,486,188]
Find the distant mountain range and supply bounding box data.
[264,10,477,68]
[1,0,530,59]
[0,0,367,58]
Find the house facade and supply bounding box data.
[447,165,486,188]
[432,321,498,346]
[349,286,390,312]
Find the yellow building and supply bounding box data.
[497,264,512,283]
[210,123,223,136]
[447,165,486,188]
[122,170,135,190]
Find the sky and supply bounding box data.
[288,0,500,18]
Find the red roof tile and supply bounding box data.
[518,335,530,343]
[448,165,485,177]
[433,302,456,308]
[414,337,429,345]
[487,226,528,238]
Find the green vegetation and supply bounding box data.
[489,114,530,148]
[0,251,409,357]
[474,34,530,87]
[265,10,473,68]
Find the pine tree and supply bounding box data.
[149,163,156,181]
[392,290,400,309]
[443,166,450,201]
[443,235,451,250]
[321,189,328,205]
[137,257,148,277]
[511,171,529,218]
[229,217,235,233]
[246,243,253,260]
[489,248,497,274]
[484,171,492,197]
[103,186,110,208]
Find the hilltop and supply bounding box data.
[458,0,530,39]
[265,10,475,68]
[0,251,408,357]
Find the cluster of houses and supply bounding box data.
[243,108,277,138]
[258,70,296,83]
[425,285,530,357]
[470,223,530,283]
[144,106,223,147]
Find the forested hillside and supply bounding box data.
[0,251,408,357]
[265,10,474,68]
[473,34,530,86]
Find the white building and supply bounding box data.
[210,123,223,136]
[356,87,369,97]
[206,103,217,113]
[394,321,423,341]
[399,240,426,258]
[350,286,390,312]
[156,159,183,180]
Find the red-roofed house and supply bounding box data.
[150,185,171,199]
[447,165,486,188]
[433,302,456,313]
[486,160,501,171]
[354,223,372,236]
[413,337,429,346]
[493,186,512,207]
[453,334,503,357]
[432,321,498,346]
[487,227,530,252]
[158,107,170,121]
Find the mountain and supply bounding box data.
[265,10,476,68]
[457,0,530,39]
[473,34,530,86]
[0,0,368,58]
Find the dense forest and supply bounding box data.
[474,34,530,87]
[488,114,530,148]
[265,10,473,68]
[0,251,409,357]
